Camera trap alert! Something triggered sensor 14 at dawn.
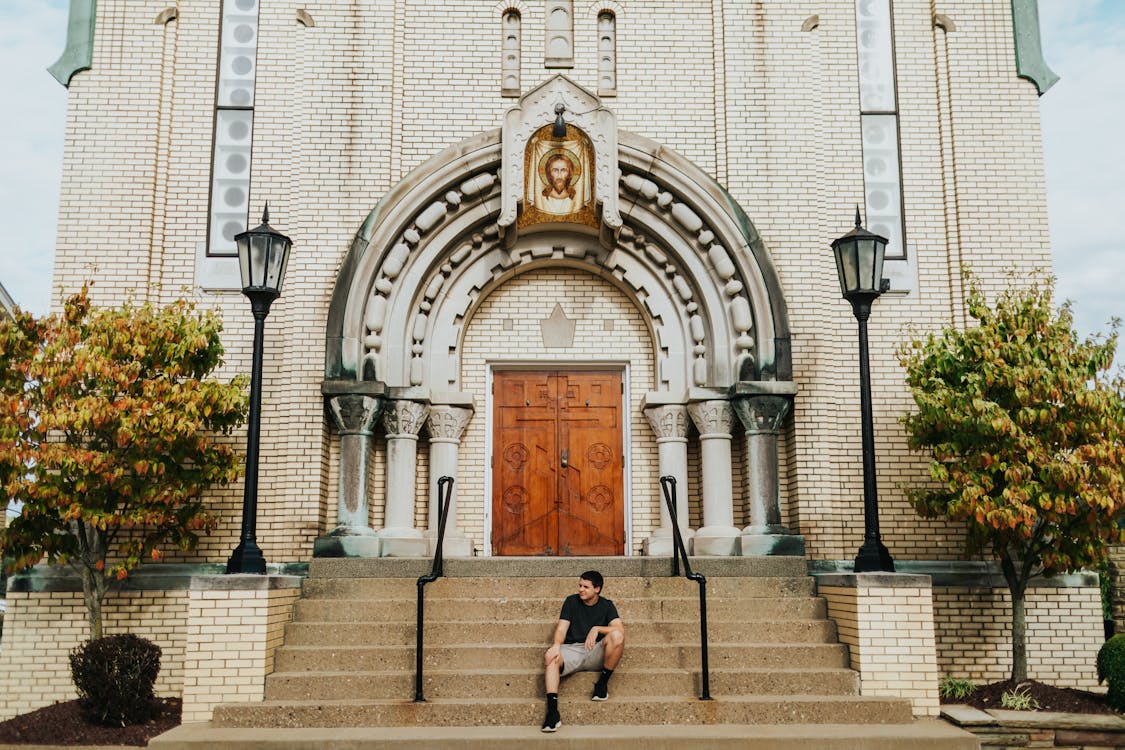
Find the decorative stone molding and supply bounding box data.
[645,404,689,440]
[49,0,97,87]
[328,393,382,436]
[1010,0,1059,95]
[326,128,792,392]
[687,399,736,437]
[426,404,473,442]
[499,76,621,235]
[382,399,429,437]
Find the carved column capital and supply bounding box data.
[687,399,736,436]
[426,405,473,443]
[732,394,792,435]
[644,404,689,440]
[327,394,384,436]
[382,400,430,437]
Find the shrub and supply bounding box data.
[999,684,1040,711]
[1098,634,1125,710]
[938,676,977,700]
[69,634,162,726]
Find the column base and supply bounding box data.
[378,527,428,557]
[692,526,741,556]
[425,529,474,558]
[642,527,695,557]
[313,527,381,558]
[740,532,806,557]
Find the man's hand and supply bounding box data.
[584,627,600,651]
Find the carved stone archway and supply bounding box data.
[321,114,800,557]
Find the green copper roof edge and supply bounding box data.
[48,0,97,88]
[1010,0,1060,96]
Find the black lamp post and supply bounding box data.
[832,208,895,573]
[226,205,292,574]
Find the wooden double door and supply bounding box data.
[492,370,625,556]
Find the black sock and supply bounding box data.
[547,692,558,708]
[598,669,613,683]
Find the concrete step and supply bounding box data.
[150,721,981,750]
[264,667,859,701]
[292,596,826,623]
[300,575,816,599]
[307,556,809,580]
[281,619,838,646]
[211,694,915,728]
[273,642,851,673]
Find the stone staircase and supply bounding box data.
[151,557,978,749]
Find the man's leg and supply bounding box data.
[542,649,563,732]
[592,631,624,701]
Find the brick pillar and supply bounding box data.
[816,573,940,717]
[180,575,301,723]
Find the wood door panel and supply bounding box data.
[492,370,623,556]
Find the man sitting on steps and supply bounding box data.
[541,570,625,732]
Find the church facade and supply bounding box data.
[0,0,1105,719]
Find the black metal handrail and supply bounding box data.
[660,475,712,701]
[414,475,454,702]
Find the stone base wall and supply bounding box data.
[0,568,300,722]
[181,576,302,723]
[0,589,189,720]
[818,573,941,717]
[934,585,1103,688]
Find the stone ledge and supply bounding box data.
[7,562,308,593]
[810,560,1099,589]
[942,705,1125,749]
[189,574,303,591]
[815,572,932,589]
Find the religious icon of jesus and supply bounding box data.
[537,151,581,215]
[520,124,597,229]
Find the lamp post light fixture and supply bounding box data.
[226,205,292,575]
[831,208,895,573]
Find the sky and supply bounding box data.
[0,0,1122,369]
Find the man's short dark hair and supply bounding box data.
[580,570,604,591]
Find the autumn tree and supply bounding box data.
[0,289,247,639]
[900,278,1125,683]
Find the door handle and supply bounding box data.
[560,449,568,468]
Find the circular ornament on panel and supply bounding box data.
[585,485,613,512]
[587,443,613,470]
[504,443,529,470]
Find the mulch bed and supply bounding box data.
[0,698,180,746]
[945,679,1118,716]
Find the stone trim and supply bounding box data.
[810,560,1099,589]
[7,563,308,593]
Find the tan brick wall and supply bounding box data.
[934,586,1103,688]
[48,0,1054,565]
[181,581,301,723]
[0,590,189,720]
[820,577,940,716]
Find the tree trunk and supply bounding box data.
[1010,585,1028,683]
[78,564,107,640]
[1000,552,1029,683]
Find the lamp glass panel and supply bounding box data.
[872,237,886,288]
[839,243,859,294]
[248,234,270,288]
[265,238,289,291]
[237,236,251,288]
[857,238,876,290]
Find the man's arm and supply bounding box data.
[582,617,624,650]
[545,619,570,662]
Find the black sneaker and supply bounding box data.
[591,680,609,701]
[541,708,561,732]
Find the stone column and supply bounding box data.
[313,393,384,558]
[730,381,804,556]
[687,399,740,556]
[424,405,474,557]
[378,399,430,557]
[642,404,692,556]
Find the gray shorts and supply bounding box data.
[560,640,606,676]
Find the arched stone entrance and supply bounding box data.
[320,84,799,558]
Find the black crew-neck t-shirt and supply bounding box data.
[559,593,620,644]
